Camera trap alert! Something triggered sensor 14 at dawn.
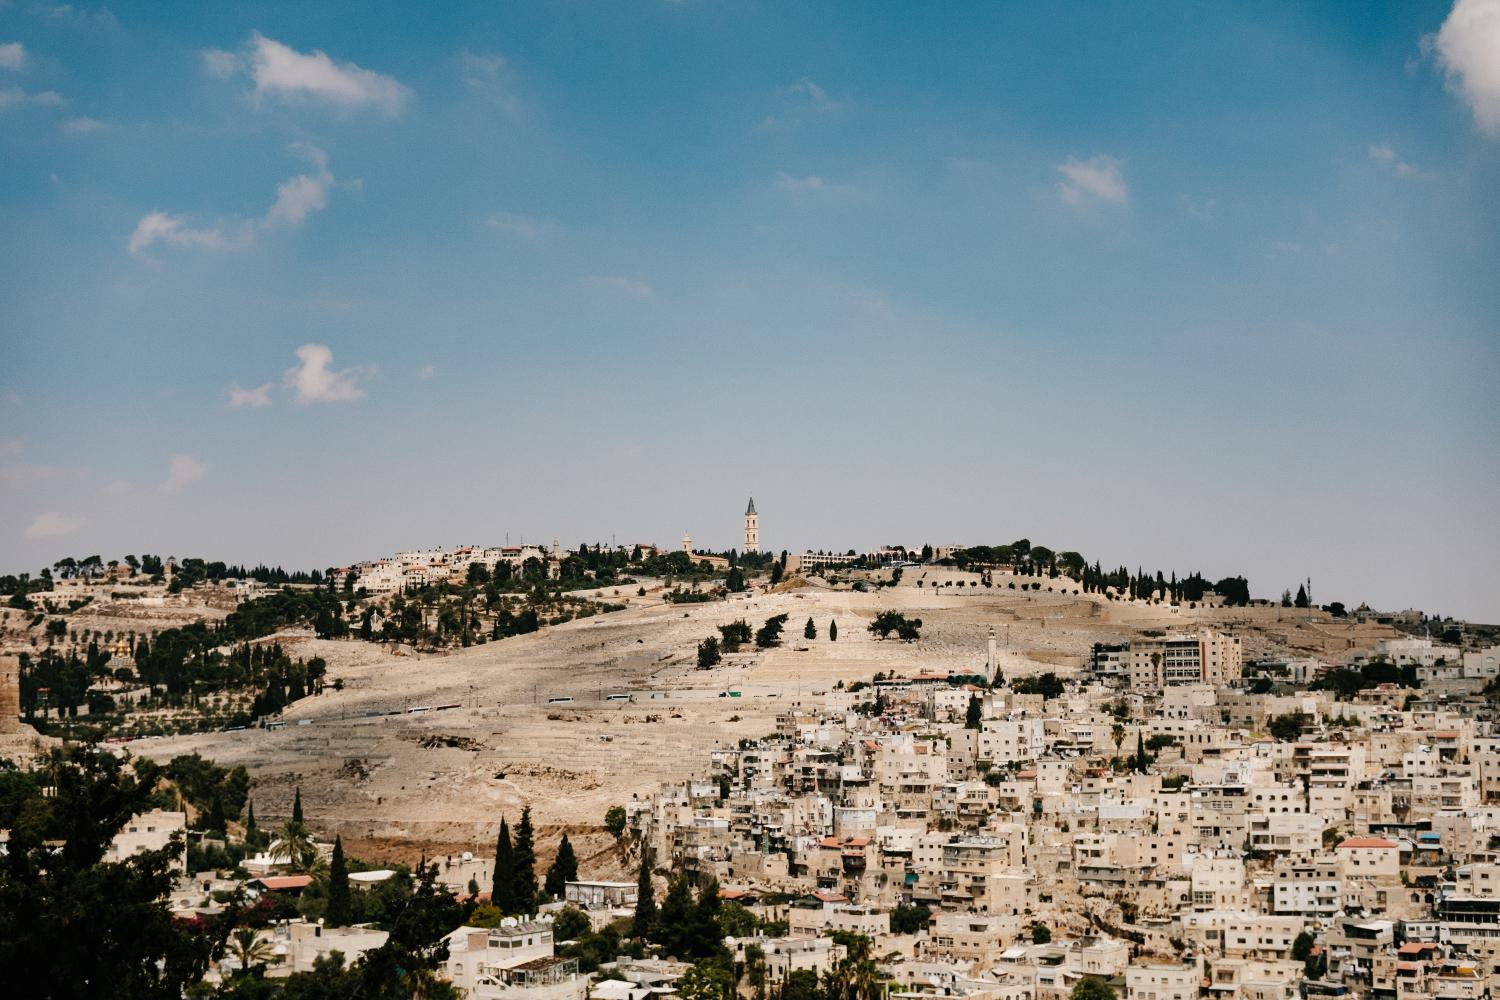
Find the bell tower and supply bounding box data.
[744,497,759,554]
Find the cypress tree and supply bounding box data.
[657,873,694,956]
[545,833,578,899]
[245,798,256,835]
[326,835,351,926]
[493,817,515,913]
[689,876,723,959]
[829,619,837,642]
[513,806,537,912]
[207,794,226,834]
[803,618,817,640]
[965,694,983,730]
[633,844,656,938]
[291,787,303,826]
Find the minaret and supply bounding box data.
[744,497,759,554]
[682,532,693,555]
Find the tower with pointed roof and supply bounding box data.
[744,497,759,554]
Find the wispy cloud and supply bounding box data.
[589,275,653,299]
[205,31,410,115]
[461,50,520,114]
[1368,142,1425,178]
[24,511,85,540]
[266,143,334,225]
[284,343,366,403]
[1429,0,1500,136]
[761,76,842,129]
[128,144,337,259]
[103,479,130,496]
[161,453,205,493]
[773,172,851,195]
[30,4,120,31]
[228,382,273,408]
[60,115,105,134]
[485,211,556,239]
[0,42,27,71]
[1056,155,1128,206]
[417,364,436,380]
[0,87,64,110]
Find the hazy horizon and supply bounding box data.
[4,2,1498,621]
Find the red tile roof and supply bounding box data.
[254,875,314,891]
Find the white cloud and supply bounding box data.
[589,275,653,299]
[417,364,436,380]
[228,382,273,408]
[485,211,555,239]
[60,115,104,134]
[0,87,64,110]
[785,76,839,112]
[24,511,84,540]
[1368,143,1423,178]
[103,479,130,495]
[127,210,245,257]
[200,47,239,79]
[0,42,26,70]
[215,31,411,115]
[266,144,333,226]
[284,343,365,403]
[160,453,205,493]
[129,145,335,258]
[1057,155,1129,206]
[1431,0,1500,136]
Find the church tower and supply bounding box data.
[744,497,759,554]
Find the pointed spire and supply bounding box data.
[745,496,756,516]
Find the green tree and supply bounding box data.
[1269,712,1310,742]
[0,750,213,997]
[1292,930,1316,962]
[755,614,789,649]
[492,817,516,913]
[804,618,817,640]
[553,906,590,941]
[697,636,722,669]
[292,786,303,825]
[326,835,352,927]
[271,820,317,871]
[687,876,725,960]
[782,969,821,1000]
[228,927,276,977]
[965,694,983,730]
[1031,922,1052,944]
[1071,978,1118,1000]
[634,845,656,938]
[545,833,579,899]
[890,903,931,934]
[829,619,837,642]
[512,806,537,911]
[655,873,694,956]
[678,961,734,1000]
[604,805,627,839]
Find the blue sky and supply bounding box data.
[2,1,1498,620]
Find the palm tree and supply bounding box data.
[228,927,276,975]
[270,821,317,871]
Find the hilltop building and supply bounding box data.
[744,497,759,554]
